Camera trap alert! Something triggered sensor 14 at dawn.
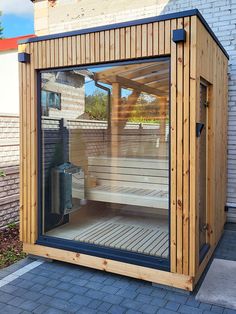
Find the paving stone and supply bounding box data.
[165,292,188,304]
[0,301,6,307]
[30,283,45,292]
[199,303,212,310]
[21,273,36,281]
[44,308,66,314]
[85,281,104,290]
[33,304,52,314]
[158,309,177,314]
[108,304,127,314]
[165,300,181,311]
[113,280,131,289]
[60,275,74,282]
[211,305,225,313]
[23,290,42,301]
[0,304,22,314]
[75,308,97,314]
[10,278,24,286]
[103,293,124,305]
[140,303,159,313]
[48,272,63,280]
[69,285,88,295]
[46,279,60,287]
[48,297,70,311]
[80,272,95,280]
[41,286,58,296]
[136,285,154,295]
[0,283,18,294]
[151,288,168,299]
[186,296,201,307]
[101,284,120,294]
[135,293,153,303]
[103,278,117,285]
[179,304,204,314]
[87,299,102,309]
[38,270,53,278]
[121,298,144,310]
[98,301,112,311]
[85,289,106,300]
[69,294,93,306]
[19,300,40,311]
[71,278,88,286]
[151,297,167,307]
[0,291,14,303]
[6,296,25,307]
[12,287,28,297]
[32,275,50,285]
[116,288,138,299]
[37,295,53,304]
[125,310,142,314]
[62,302,83,313]
[90,274,107,283]
[223,310,236,314]
[55,290,74,300]
[57,282,73,290]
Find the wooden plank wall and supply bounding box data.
[194,19,228,278]
[19,15,228,281]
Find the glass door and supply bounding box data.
[198,82,208,255]
[39,58,171,268]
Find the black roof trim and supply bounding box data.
[18,8,229,59]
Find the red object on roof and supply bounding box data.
[0,34,36,52]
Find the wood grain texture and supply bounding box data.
[23,243,194,291]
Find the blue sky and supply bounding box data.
[0,0,34,38]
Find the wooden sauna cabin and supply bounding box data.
[18,9,228,291]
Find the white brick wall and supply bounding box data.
[32,0,236,220]
[0,115,20,228]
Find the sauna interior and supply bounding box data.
[42,58,170,263]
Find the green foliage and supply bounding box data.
[0,170,6,177]
[85,90,108,120]
[7,222,17,229]
[0,249,26,268]
[0,225,26,269]
[124,93,161,124]
[0,11,4,39]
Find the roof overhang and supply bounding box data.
[18,8,229,59]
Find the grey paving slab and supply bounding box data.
[196,259,236,310]
[0,225,234,314]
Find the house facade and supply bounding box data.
[0,35,34,228]
[0,35,35,114]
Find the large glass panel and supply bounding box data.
[40,59,170,262]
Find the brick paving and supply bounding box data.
[0,227,235,314]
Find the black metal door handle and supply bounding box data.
[196,123,204,137]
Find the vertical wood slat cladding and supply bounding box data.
[19,15,228,286]
[183,16,190,276]
[32,22,172,71]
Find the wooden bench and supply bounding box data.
[72,156,169,210]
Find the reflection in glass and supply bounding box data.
[40,59,170,261]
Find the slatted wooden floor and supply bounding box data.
[73,220,169,258]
